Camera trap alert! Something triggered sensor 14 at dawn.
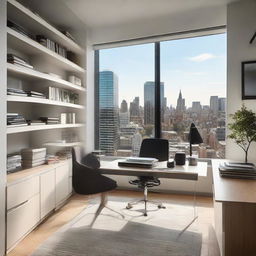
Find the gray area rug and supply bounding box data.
[31,200,202,256]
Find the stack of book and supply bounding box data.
[7,113,27,127]
[36,35,67,58]
[26,90,46,98]
[7,20,32,38]
[7,154,22,173]
[46,154,60,165]
[219,162,256,179]
[39,117,60,125]
[7,54,34,69]
[7,88,27,97]
[27,120,46,126]
[21,148,46,168]
[56,149,72,160]
[48,87,79,104]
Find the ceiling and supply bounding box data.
[63,0,238,28]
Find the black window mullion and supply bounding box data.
[154,42,161,138]
[94,50,100,149]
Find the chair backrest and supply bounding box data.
[139,138,169,161]
[72,146,84,165]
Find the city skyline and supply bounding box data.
[99,33,226,106]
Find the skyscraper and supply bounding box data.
[176,90,185,112]
[144,81,164,125]
[130,97,140,117]
[120,100,128,113]
[218,97,226,112]
[120,100,129,127]
[98,71,119,155]
[210,96,219,115]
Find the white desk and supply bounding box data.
[100,160,207,181]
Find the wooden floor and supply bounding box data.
[7,190,219,256]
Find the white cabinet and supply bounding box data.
[55,164,70,206]
[7,194,40,250]
[7,176,39,210]
[40,169,55,219]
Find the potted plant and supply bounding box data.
[228,105,256,163]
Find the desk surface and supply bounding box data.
[212,159,256,203]
[100,160,207,181]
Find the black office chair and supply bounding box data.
[72,147,123,223]
[126,138,169,216]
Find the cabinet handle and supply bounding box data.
[8,200,29,212]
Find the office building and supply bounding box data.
[210,96,219,115]
[176,90,186,112]
[218,97,226,112]
[144,81,164,124]
[98,71,119,155]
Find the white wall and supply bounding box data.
[89,5,226,45]
[226,0,256,162]
[0,1,6,255]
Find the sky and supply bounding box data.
[99,33,227,108]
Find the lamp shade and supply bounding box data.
[188,123,203,145]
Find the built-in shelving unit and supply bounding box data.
[5,0,86,253]
[7,0,86,154]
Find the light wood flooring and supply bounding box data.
[7,190,219,256]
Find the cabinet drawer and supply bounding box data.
[7,194,40,249]
[40,169,55,219]
[7,176,39,210]
[56,164,69,205]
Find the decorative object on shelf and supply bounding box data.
[174,152,186,166]
[188,123,203,166]
[228,105,256,163]
[242,61,256,99]
[26,90,46,98]
[68,75,82,86]
[46,154,60,165]
[7,20,32,39]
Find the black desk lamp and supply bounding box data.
[188,123,203,166]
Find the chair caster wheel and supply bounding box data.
[158,204,166,209]
[126,203,133,209]
[144,213,147,216]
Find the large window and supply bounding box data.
[95,33,227,158]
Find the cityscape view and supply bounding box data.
[96,70,226,158]
[95,33,227,158]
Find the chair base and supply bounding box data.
[126,186,166,216]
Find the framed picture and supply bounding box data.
[242,61,256,99]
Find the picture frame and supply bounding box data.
[242,61,256,99]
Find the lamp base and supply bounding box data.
[188,156,198,166]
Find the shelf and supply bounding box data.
[7,95,84,109]
[7,63,86,92]
[7,28,85,74]
[43,142,83,147]
[7,123,84,134]
[7,0,84,54]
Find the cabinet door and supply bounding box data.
[55,164,69,205]
[7,194,40,250]
[40,169,55,219]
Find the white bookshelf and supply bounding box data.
[7,63,86,92]
[7,28,85,74]
[7,0,86,153]
[7,0,83,55]
[7,123,84,134]
[7,95,85,109]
